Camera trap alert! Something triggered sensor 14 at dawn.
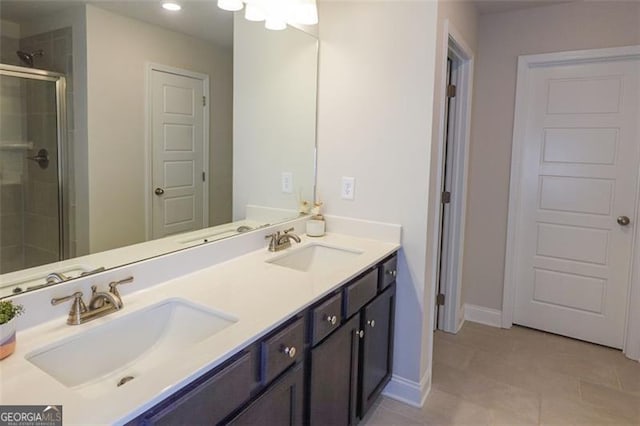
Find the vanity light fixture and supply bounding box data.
[162,2,182,11]
[217,0,318,31]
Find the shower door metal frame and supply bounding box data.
[0,64,68,260]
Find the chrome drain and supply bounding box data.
[117,376,135,387]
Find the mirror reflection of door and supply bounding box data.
[150,67,208,239]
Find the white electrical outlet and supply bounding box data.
[341,176,355,200]
[281,172,293,193]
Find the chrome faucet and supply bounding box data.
[51,277,134,325]
[265,228,301,252]
[46,272,70,284]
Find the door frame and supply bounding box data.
[502,45,640,360]
[431,20,475,333]
[144,62,210,240]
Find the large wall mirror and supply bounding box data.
[0,1,318,298]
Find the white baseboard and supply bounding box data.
[464,303,502,328]
[456,304,466,332]
[381,369,431,407]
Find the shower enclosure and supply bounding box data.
[0,64,67,274]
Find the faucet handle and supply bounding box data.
[283,227,295,234]
[108,277,134,296]
[51,291,84,306]
[51,291,87,325]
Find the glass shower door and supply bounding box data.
[0,68,65,274]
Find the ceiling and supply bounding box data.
[473,0,574,15]
[0,0,234,49]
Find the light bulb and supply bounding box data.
[265,18,286,30]
[162,2,182,11]
[245,3,265,21]
[217,0,244,12]
[293,1,318,25]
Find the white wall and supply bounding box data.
[463,1,640,311]
[85,5,233,253]
[317,0,438,402]
[232,16,317,221]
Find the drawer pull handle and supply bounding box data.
[326,315,338,325]
[368,319,376,328]
[387,270,397,277]
[357,330,365,339]
[283,346,297,358]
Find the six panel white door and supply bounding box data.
[513,59,640,348]
[151,70,206,238]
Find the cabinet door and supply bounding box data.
[226,363,303,426]
[309,313,361,426]
[359,284,395,417]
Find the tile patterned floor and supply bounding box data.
[362,322,640,425]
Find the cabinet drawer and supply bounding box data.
[311,292,343,346]
[145,351,253,426]
[261,317,304,385]
[344,269,378,319]
[379,255,398,291]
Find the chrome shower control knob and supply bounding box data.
[154,187,165,195]
[283,346,296,358]
[326,315,337,325]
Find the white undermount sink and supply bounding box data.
[267,243,363,273]
[26,299,237,397]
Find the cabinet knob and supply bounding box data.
[283,346,297,358]
[368,319,376,328]
[387,270,397,277]
[357,330,365,339]
[326,315,337,325]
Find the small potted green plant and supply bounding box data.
[0,300,24,360]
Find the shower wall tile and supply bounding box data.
[0,245,25,274]
[1,213,24,247]
[25,180,59,217]
[23,245,57,269]
[24,213,59,253]
[1,36,21,66]
[0,113,26,141]
[0,183,25,272]
[0,183,24,215]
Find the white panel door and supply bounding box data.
[151,70,205,238]
[513,58,639,348]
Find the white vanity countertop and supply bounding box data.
[0,233,399,425]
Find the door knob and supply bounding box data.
[617,216,631,226]
[154,188,165,196]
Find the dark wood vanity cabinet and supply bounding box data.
[228,363,304,426]
[359,284,395,416]
[308,255,397,426]
[130,253,397,426]
[309,313,361,426]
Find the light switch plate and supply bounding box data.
[282,172,293,193]
[341,176,355,200]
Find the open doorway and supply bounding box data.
[433,23,474,334]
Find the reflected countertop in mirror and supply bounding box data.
[0,0,318,298]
